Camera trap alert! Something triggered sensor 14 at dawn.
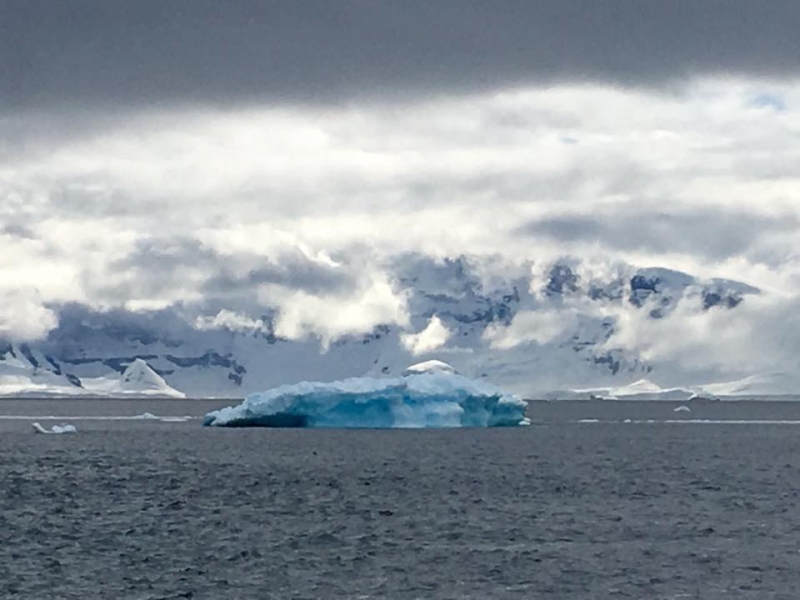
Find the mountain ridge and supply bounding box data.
[0,255,779,398]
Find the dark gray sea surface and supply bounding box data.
[4,399,800,599]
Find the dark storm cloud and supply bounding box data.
[519,210,799,261]
[0,224,37,240]
[202,258,356,297]
[103,236,355,301]
[114,237,219,272]
[3,0,800,111]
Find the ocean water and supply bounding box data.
[3,398,800,599]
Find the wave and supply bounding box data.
[0,413,195,422]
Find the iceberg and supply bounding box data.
[32,422,77,434]
[203,372,529,428]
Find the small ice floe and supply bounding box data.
[129,413,193,423]
[32,422,77,434]
[673,405,692,413]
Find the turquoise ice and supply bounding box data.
[203,372,529,428]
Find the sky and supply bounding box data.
[2,1,800,377]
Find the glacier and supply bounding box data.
[203,371,529,428]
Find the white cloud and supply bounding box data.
[257,271,410,347]
[0,290,58,341]
[602,290,800,380]
[401,316,452,355]
[483,309,578,350]
[194,309,268,333]
[2,77,800,349]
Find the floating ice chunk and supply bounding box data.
[132,412,191,421]
[203,372,528,428]
[51,424,78,434]
[32,422,77,434]
[31,422,49,434]
[673,405,691,413]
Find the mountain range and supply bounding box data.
[2,254,788,399]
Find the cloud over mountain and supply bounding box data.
[2,3,799,391]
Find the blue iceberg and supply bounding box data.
[202,372,529,428]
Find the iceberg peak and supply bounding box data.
[402,359,457,376]
[121,358,164,387]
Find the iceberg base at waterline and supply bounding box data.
[203,372,529,429]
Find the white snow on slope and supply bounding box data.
[0,352,185,398]
[0,349,78,396]
[81,359,185,398]
[570,378,697,400]
[564,372,800,400]
[402,360,457,376]
[697,373,799,397]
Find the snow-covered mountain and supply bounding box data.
[0,254,782,398]
[0,347,183,398]
[553,372,800,401]
[80,358,185,398]
[566,379,698,401]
